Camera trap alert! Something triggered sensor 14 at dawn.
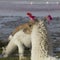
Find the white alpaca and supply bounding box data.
[31,20,58,60]
[2,30,31,60]
[2,21,34,60]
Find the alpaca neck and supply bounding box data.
[31,20,53,60]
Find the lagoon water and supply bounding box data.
[0,16,60,59]
[0,16,60,42]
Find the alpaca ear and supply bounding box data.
[45,15,52,21]
[27,12,36,21]
[45,15,52,24]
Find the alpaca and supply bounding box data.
[2,27,31,60]
[2,21,35,60]
[31,19,58,60]
[2,14,35,58]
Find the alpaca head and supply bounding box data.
[2,47,8,57]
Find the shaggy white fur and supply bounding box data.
[2,29,31,60]
[8,35,13,41]
[31,20,57,60]
[2,40,17,57]
[2,20,35,60]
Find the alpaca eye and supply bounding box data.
[29,25,32,27]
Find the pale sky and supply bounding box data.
[0,0,60,16]
[0,0,60,2]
